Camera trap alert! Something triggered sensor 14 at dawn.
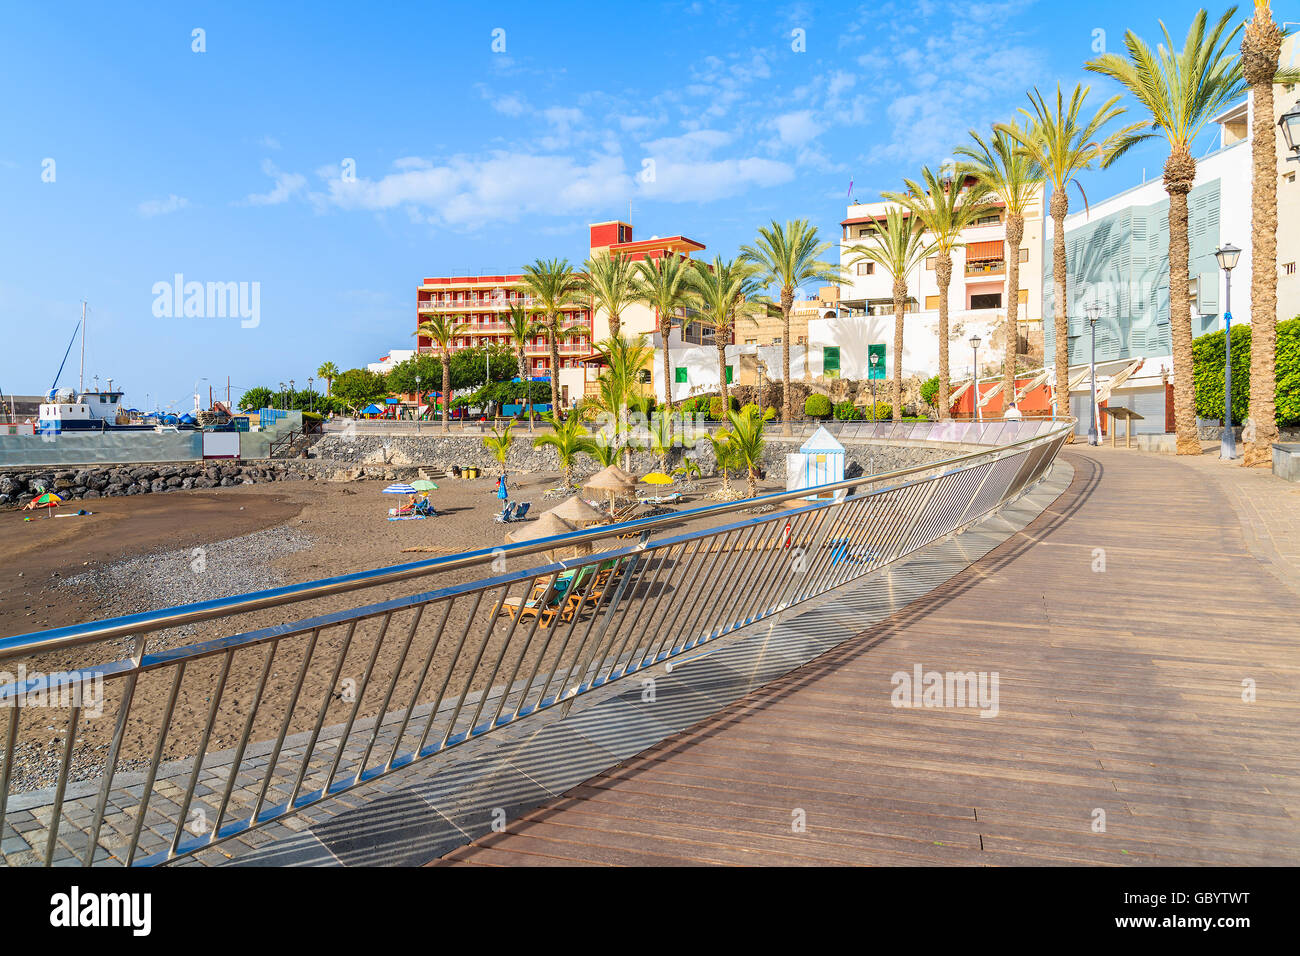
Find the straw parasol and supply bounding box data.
[547,494,605,527]
[583,465,637,511]
[504,511,589,559]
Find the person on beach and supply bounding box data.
[497,473,509,516]
[1004,402,1023,421]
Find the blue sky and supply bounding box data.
[0,0,1250,411]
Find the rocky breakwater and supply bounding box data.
[0,462,319,507]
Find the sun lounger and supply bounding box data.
[511,501,531,521]
[494,502,518,523]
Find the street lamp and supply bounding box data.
[969,334,982,422]
[869,351,879,422]
[288,379,295,411]
[1279,98,1300,158]
[279,382,285,411]
[1215,243,1242,460]
[307,377,314,413]
[1086,303,1101,445]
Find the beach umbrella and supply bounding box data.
[382,483,417,495]
[505,511,589,559]
[640,472,674,485]
[24,492,63,517]
[411,479,439,492]
[547,495,605,527]
[583,465,637,511]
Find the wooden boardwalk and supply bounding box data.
[438,448,1300,866]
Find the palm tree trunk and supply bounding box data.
[1165,146,1200,455]
[747,467,756,499]
[518,350,532,433]
[781,286,794,436]
[609,311,620,339]
[717,333,730,406]
[441,356,450,433]
[936,255,952,420]
[661,316,675,451]
[1243,9,1283,466]
[1003,213,1024,409]
[548,320,561,416]
[1050,190,1072,432]
[892,277,905,421]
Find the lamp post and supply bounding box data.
[307,378,314,413]
[1215,243,1242,460]
[1280,98,1300,159]
[869,352,879,422]
[969,334,982,422]
[288,379,295,412]
[1086,303,1101,445]
[279,382,285,411]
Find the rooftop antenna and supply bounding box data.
[78,299,87,396]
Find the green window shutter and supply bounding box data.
[823,346,841,372]
[724,366,733,384]
[674,367,688,384]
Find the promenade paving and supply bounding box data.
[439,447,1300,866]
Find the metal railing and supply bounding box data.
[0,419,1071,866]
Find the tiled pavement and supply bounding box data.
[1,461,1073,867]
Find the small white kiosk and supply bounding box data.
[786,425,846,500]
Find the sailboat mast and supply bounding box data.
[79,299,86,395]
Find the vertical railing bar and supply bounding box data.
[638,537,712,670]
[722,516,796,633]
[767,500,839,616]
[0,697,20,838]
[795,498,855,601]
[423,587,491,753]
[746,509,819,622]
[386,601,452,771]
[42,704,81,866]
[251,627,320,824]
[614,544,678,675]
[592,551,657,683]
[126,662,186,867]
[437,585,514,748]
[693,523,763,645]
[83,633,150,866]
[466,580,540,735]
[288,619,360,808]
[506,558,597,722]
[323,611,395,790]
[169,648,235,858]
[819,496,877,594]
[212,641,279,840]
[537,558,618,710]
[560,552,644,714]
[357,604,427,777]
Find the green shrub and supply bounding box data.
[1192,317,1299,426]
[762,406,777,421]
[707,395,739,420]
[919,376,939,407]
[804,394,832,418]
[867,403,892,420]
[833,401,864,420]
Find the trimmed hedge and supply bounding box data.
[833,401,863,420]
[1192,317,1299,426]
[919,376,939,408]
[804,394,832,418]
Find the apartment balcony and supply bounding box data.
[965,261,1006,279]
[418,296,535,312]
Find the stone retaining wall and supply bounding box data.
[0,462,319,508]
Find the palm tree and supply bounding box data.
[725,407,766,498]
[648,410,675,472]
[633,254,694,452]
[589,333,654,470]
[1001,84,1146,429]
[520,258,585,416]
[580,251,637,339]
[483,421,514,476]
[885,168,995,419]
[706,428,737,496]
[316,361,339,397]
[687,257,767,407]
[739,220,842,434]
[847,208,937,421]
[1087,10,1249,455]
[504,301,540,432]
[533,412,592,488]
[1241,2,1290,465]
[413,314,468,432]
[956,125,1045,408]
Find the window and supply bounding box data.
[858,227,870,237]
[971,292,1002,310]
[925,295,940,310]
[1287,172,1296,184]
[773,337,782,345]
[974,213,1001,226]
[745,338,758,345]
[1285,262,1297,276]
[674,367,688,383]
[926,256,937,270]
[823,345,841,373]
[856,262,874,275]
[1019,248,1030,262]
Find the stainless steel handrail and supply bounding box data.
[0,418,1072,867]
[0,419,1066,656]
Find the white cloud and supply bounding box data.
[490,94,528,117]
[137,194,189,217]
[258,135,282,150]
[241,159,307,206]
[771,111,821,146]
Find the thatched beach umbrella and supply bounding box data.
[584,464,637,511]
[505,511,589,558]
[547,495,605,527]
